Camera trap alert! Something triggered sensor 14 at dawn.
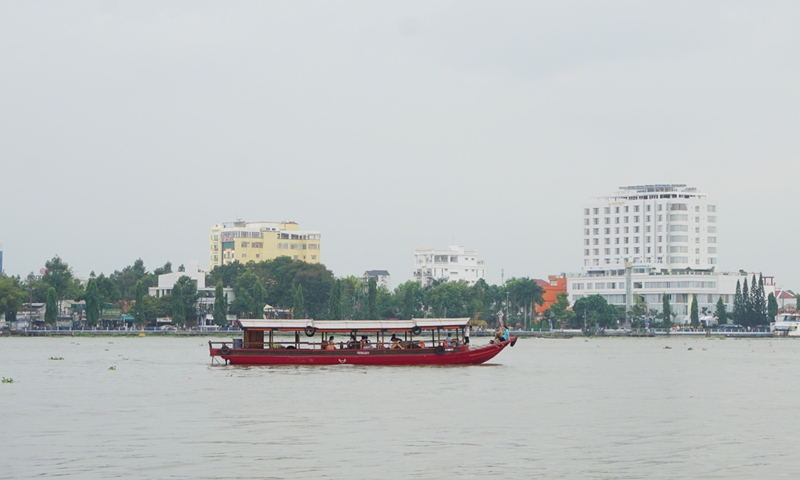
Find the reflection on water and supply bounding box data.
[1,336,798,479]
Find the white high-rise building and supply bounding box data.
[413,245,485,287]
[569,184,775,324]
[582,184,717,272]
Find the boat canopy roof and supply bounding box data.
[236,318,470,332]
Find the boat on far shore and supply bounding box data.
[209,318,517,366]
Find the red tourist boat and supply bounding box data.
[209,318,517,366]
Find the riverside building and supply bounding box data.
[413,245,485,287]
[209,220,321,268]
[568,184,773,324]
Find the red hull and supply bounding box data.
[210,339,516,366]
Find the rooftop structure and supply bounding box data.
[363,270,391,290]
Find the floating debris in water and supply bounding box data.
[688,348,693,351]
[664,346,672,349]
[108,366,116,371]
[2,377,13,383]
[49,357,64,360]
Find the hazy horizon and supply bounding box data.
[2,1,799,290]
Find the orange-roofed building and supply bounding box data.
[535,275,567,315]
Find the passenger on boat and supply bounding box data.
[503,326,510,341]
[320,337,329,350]
[347,334,358,349]
[325,336,336,350]
[360,335,372,349]
[443,333,453,347]
[464,325,470,345]
[390,335,404,349]
[491,327,504,344]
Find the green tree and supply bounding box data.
[174,275,199,326]
[85,278,101,327]
[742,278,752,327]
[545,291,575,328]
[96,274,121,305]
[292,284,305,319]
[506,277,545,330]
[732,280,743,325]
[328,279,342,320]
[572,295,616,329]
[767,292,778,320]
[367,278,377,319]
[45,287,58,325]
[662,293,673,328]
[715,297,728,325]
[252,280,267,318]
[231,272,258,318]
[133,280,146,327]
[690,294,699,327]
[0,276,25,323]
[402,281,417,319]
[171,283,185,326]
[213,281,228,326]
[752,275,767,325]
[628,294,648,328]
[42,256,83,308]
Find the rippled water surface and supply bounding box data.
[1,335,799,479]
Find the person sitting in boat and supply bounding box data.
[443,333,453,348]
[360,335,372,349]
[390,334,404,349]
[320,337,329,350]
[503,326,510,341]
[325,336,336,350]
[347,334,358,349]
[491,327,504,344]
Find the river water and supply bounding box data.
[1,335,798,479]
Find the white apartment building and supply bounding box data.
[582,184,717,271]
[413,245,485,287]
[570,184,772,324]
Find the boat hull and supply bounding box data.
[210,339,516,366]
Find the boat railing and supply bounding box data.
[209,339,464,351]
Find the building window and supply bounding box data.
[657,246,663,253]
[584,239,590,246]
[584,219,589,225]
[624,237,629,244]
[604,217,610,224]
[646,215,650,222]
[584,249,590,255]
[634,205,640,212]
[593,238,599,245]
[312,255,317,260]
[604,238,610,244]
[634,237,639,243]
[634,247,640,254]
[256,254,260,258]
[604,248,610,255]
[604,228,610,234]
[241,242,249,248]
[604,207,610,214]
[634,216,639,222]
[615,217,620,224]
[624,216,629,223]
[708,237,717,243]
[634,226,640,233]
[593,208,599,214]
[708,205,717,212]
[615,207,620,213]
[593,218,599,225]
[584,208,590,215]
[646,236,651,243]
[708,216,717,223]
[646,205,651,212]
[695,206,700,212]
[593,249,599,255]
[624,227,629,233]
[695,216,700,222]
[584,229,590,235]
[624,247,629,254]
[593,228,599,235]
[624,206,629,213]
[646,247,651,253]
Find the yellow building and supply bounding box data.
[209,220,321,268]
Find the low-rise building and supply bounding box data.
[413,245,485,286]
[363,270,391,290]
[148,260,234,326]
[535,275,568,315]
[209,220,321,268]
[567,266,775,324]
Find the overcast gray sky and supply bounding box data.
[1,1,799,290]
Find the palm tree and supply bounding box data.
[506,277,545,330]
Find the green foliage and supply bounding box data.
[45,287,58,324]
[133,280,146,327]
[213,281,228,326]
[506,277,545,329]
[733,280,743,325]
[661,293,673,328]
[628,294,648,328]
[367,278,377,319]
[171,283,185,326]
[690,294,699,327]
[767,292,778,319]
[252,280,267,319]
[545,292,575,327]
[0,275,25,322]
[328,279,342,320]
[84,278,101,327]
[715,297,727,325]
[42,256,83,303]
[174,275,199,326]
[292,284,305,319]
[572,295,617,329]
